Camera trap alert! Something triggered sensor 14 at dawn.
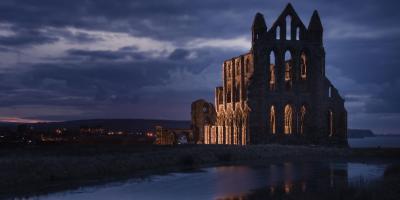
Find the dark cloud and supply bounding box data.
[0,45,237,120]
[0,28,58,47]
[168,49,190,60]
[64,47,152,61]
[66,49,129,61]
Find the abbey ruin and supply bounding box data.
[192,4,347,146]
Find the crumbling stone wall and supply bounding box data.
[191,99,216,144]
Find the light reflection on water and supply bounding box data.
[33,162,390,200]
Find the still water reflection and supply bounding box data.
[34,162,390,200]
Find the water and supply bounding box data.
[32,161,393,200]
[348,136,400,148]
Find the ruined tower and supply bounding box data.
[191,99,216,144]
[201,4,347,146]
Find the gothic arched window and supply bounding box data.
[236,61,240,76]
[286,15,292,40]
[235,84,240,102]
[276,26,281,40]
[284,51,292,90]
[218,91,223,104]
[245,58,249,74]
[270,105,276,134]
[329,110,334,137]
[226,87,231,103]
[300,105,306,134]
[226,64,231,78]
[269,51,276,91]
[328,86,332,98]
[300,52,307,80]
[284,104,293,134]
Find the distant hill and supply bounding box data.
[348,129,376,138]
[0,119,191,133]
[1,120,379,138]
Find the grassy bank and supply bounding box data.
[0,144,398,198]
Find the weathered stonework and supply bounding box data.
[191,99,217,144]
[155,126,193,145]
[197,4,347,146]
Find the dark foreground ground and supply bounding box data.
[0,144,399,199]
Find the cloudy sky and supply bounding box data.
[0,0,399,134]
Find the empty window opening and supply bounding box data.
[286,15,292,40]
[329,110,334,137]
[203,105,208,113]
[270,105,276,134]
[284,51,292,90]
[296,27,300,40]
[245,59,249,74]
[242,86,247,100]
[269,51,276,91]
[227,64,231,78]
[284,104,293,134]
[236,61,240,76]
[226,87,231,103]
[276,26,281,40]
[300,52,307,79]
[218,91,223,104]
[328,86,332,98]
[235,85,240,102]
[300,105,306,134]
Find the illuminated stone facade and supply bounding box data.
[202,4,347,146]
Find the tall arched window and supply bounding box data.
[300,105,306,134]
[245,58,249,74]
[296,27,300,40]
[284,104,293,134]
[227,64,231,78]
[300,52,307,80]
[329,110,334,137]
[276,26,280,40]
[236,61,240,76]
[235,84,240,102]
[328,86,332,98]
[270,105,276,134]
[284,51,292,90]
[286,15,291,40]
[226,86,231,103]
[269,51,276,91]
[218,91,223,104]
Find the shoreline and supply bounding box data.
[1,144,399,199]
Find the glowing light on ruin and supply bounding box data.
[270,105,276,134]
[285,63,291,81]
[194,4,347,146]
[269,52,276,91]
[284,105,293,134]
[269,65,275,91]
[300,105,306,134]
[300,52,307,79]
[284,183,292,194]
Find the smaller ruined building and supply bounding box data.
[155,126,193,145]
[191,99,216,144]
[192,4,347,146]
